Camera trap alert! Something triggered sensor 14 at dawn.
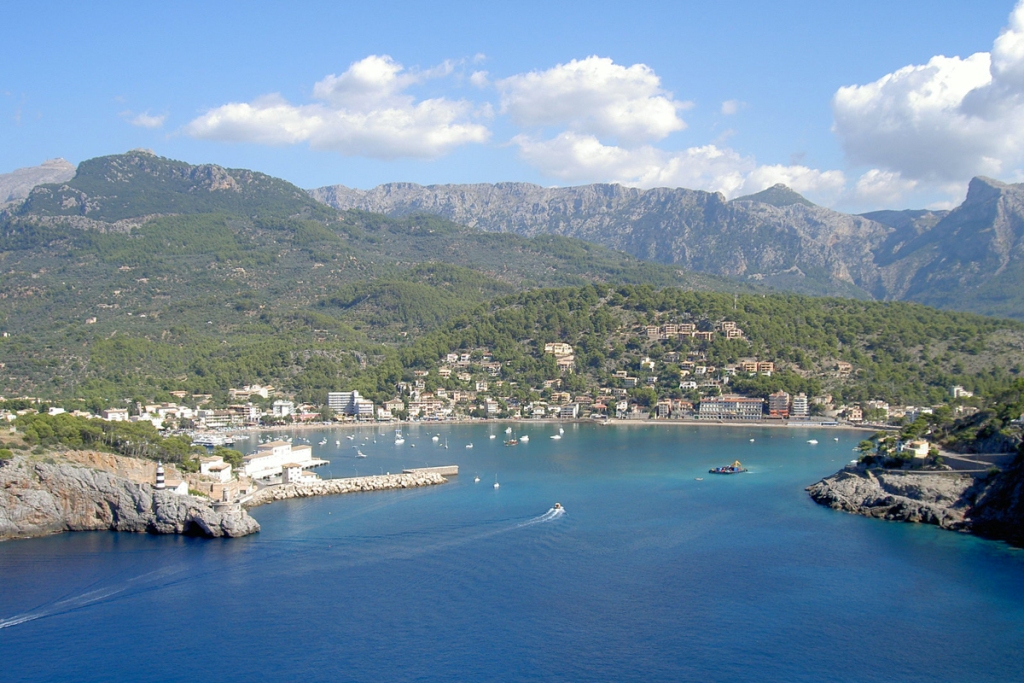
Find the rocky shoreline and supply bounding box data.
[0,456,259,542]
[807,454,1024,546]
[806,468,975,530]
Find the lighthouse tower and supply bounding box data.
[155,462,166,490]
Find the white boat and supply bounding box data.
[749,439,755,442]
[356,450,367,458]
[520,435,529,443]
[550,434,561,440]
[465,443,473,449]
[493,475,500,489]
[489,434,496,440]
[559,427,564,434]
[834,437,840,441]
[505,427,512,434]
[474,476,480,483]
[346,435,354,441]
[432,435,440,442]
[335,440,341,446]
[395,437,406,445]
[808,439,819,445]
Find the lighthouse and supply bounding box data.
[155,462,166,490]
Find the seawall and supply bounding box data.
[243,471,449,508]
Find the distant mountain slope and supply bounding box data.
[309,178,1024,319]
[309,181,889,299]
[0,152,741,397]
[16,150,330,222]
[0,158,75,204]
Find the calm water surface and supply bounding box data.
[2,423,1023,682]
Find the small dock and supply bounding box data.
[403,465,459,476]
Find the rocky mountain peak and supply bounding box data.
[732,183,816,208]
[0,157,76,204]
[965,176,1015,205]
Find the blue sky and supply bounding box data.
[3,1,1021,211]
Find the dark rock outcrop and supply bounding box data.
[806,468,974,530]
[0,456,259,541]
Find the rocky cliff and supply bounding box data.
[0,158,75,205]
[806,468,974,530]
[807,455,1024,546]
[0,456,259,541]
[310,177,1024,318]
[309,181,888,299]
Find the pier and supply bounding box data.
[403,465,459,476]
[243,469,454,508]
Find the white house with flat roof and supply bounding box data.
[243,441,318,480]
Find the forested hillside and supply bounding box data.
[0,151,1021,417]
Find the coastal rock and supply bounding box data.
[0,456,259,541]
[806,468,974,530]
[970,453,1024,545]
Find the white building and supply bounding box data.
[243,441,317,480]
[272,400,295,417]
[328,391,375,418]
[200,456,233,482]
[791,392,809,419]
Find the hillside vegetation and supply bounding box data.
[0,151,1020,419]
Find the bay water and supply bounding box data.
[2,423,1023,682]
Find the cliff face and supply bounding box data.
[0,457,259,541]
[970,454,1024,546]
[807,455,1024,546]
[806,469,974,530]
[310,177,1024,317]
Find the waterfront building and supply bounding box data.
[698,395,764,420]
[791,392,809,419]
[768,391,791,418]
[328,391,374,418]
[243,441,318,480]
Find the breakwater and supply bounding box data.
[243,471,450,508]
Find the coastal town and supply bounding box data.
[2,318,991,434]
[4,316,1004,507]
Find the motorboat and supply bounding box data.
[553,503,563,510]
[550,434,562,440]
[709,460,747,474]
[355,450,367,458]
[489,434,496,439]
[519,435,529,443]
[465,443,473,449]
[505,427,512,434]
[808,440,819,445]
[474,476,480,483]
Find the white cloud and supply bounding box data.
[497,56,688,144]
[123,111,167,129]
[512,132,845,201]
[185,55,490,159]
[469,70,490,88]
[833,1,1024,183]
[851,169,919,207]
[720,99,744,116]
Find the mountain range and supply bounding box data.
[310,176,1024,319]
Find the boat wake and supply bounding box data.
[0,563,190,630]
[516,507,566,528]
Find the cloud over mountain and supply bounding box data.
[185,55,490,159]
[833,1,1024,185]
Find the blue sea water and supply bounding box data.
[2,423,1023,682]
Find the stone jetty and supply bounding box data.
[244,471,449,508]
